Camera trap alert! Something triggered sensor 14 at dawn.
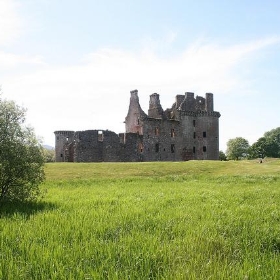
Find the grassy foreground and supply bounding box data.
[1,159,280,279]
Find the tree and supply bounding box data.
[0,96,45,202]
[43,148,55,162]
[263,127,280,157]
[249,137,267,159]
[226,137,250,160]
[219,151,227,161]
[249,127,280,159]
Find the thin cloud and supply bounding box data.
[0,51,46,68]
[2,37,279,145]
[0,0,22,46]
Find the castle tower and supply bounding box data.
[125,90,147,134]
[54,131,74,162]
[148,93,164,118]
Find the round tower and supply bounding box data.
[54,131,75,162]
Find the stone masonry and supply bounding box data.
[54,90,221,162]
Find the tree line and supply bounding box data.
[220,127,280,160]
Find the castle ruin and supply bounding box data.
[54,90,221,162]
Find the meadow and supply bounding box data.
[1,159,280,279]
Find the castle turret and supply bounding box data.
[54,131,74,162]
[148,93,164,118]
[125,90,147,134]
[206,93,214,111]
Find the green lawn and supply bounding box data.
[1,160,280,279]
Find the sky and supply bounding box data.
[1,0,280,152]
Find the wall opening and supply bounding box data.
[203,146,207,152]
[155,127,159,136]
[155,143,159,153]
[171,144,175,153]
[171,129,175,137]
[98,131,104,142]
[203,131,207,138]
[193,132,196,139]
[193,120,196,127]
[138,143,143,153]
[193,147,195,153]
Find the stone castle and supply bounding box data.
[54,90,221,162]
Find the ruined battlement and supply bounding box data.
[55,89,220,162]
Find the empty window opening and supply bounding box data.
[138,143,143,153]
[193,147,196,153]
[193,120,196,127]
[155,127,159,136]
[60,154,63,158]
[203,146,207,152]
[98,131,104,142]
[66,137,69,142]
[137,117,140,125]
[57,136,59,140]
[171,144,175,153]
[155,143,159,153]
[203,131,207,138]
[193,132,196,139]
[171,128,175,137]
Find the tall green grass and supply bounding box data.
[1,160,280,279]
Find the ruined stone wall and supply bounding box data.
[141,118,181,161]
[74,130,121,162]
[54,90,220,162]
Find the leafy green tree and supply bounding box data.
[249,137,279,159]
[0,96,45,202]
[43,148,55,162]
[226,137,250,160]
[263,127,280,157]
[249,127,280,159]
[219,151,227,161]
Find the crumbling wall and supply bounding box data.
[74,130,121,162]
[54,90,220,162]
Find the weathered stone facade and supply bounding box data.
[54,90,220,162]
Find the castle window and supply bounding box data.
[57,136,59,140]
[60,154,63,158]
[138,143,143,153]
[137,118,140,125]
[203,131,207,138]
[193,147,196,153]
[98,131,104,142]
[155,143,159,153]
[171,144,175,153]
[203,146,207,152]
[193,120,196,127]
[155,127,159,136]
[171,129,175,137]
[66,137,69,142]
[193,132,196,139]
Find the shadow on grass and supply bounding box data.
[0,200,58,219]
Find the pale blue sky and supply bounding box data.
[1,0,280,151]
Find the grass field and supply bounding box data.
[1,159,280,279]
